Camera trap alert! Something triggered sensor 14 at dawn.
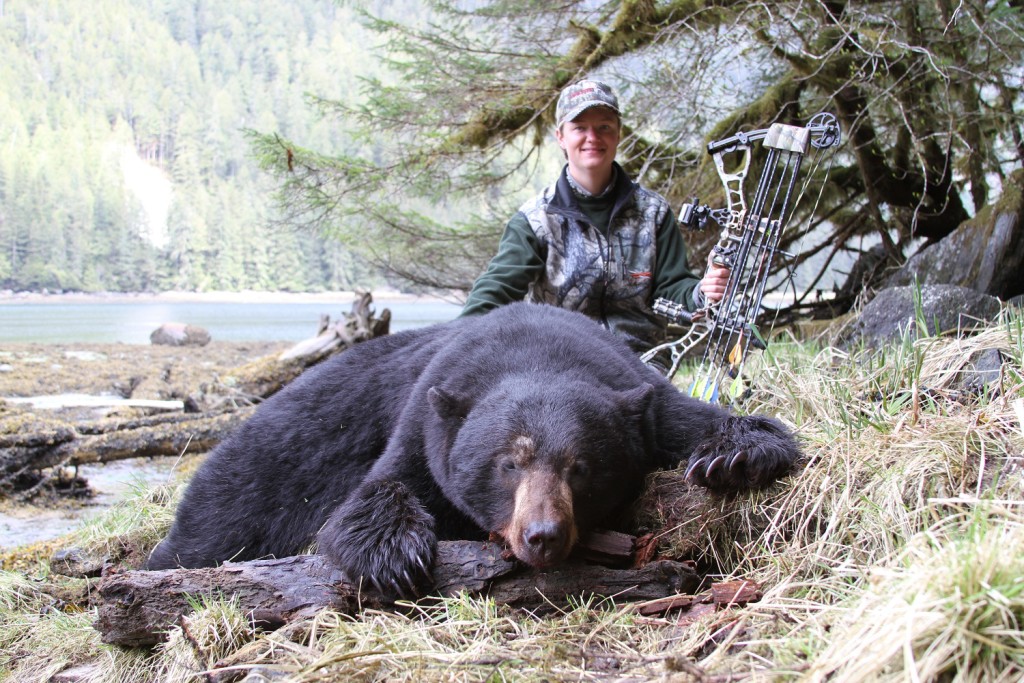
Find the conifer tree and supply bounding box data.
[254,0,1024,312]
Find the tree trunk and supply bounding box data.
[0,408,254,481]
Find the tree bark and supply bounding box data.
[94,541,700,647]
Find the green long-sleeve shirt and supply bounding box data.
[462,171,703,320]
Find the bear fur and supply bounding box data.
[146,303,799,597]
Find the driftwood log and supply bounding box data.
[0,293,390,493]
[95,538,701,647]
[0,408,255,488]
[225,290,390,399]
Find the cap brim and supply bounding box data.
[557,101,620,127]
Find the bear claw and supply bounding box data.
[684,456,705,482]
[402,570,419,597]
[683,416,799,492]
[728,450,748,469]
[318,479,437,600]
[705,454,727,477]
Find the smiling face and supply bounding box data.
[555,106,621,191]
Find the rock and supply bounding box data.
[834,242,902,304]
[953,348,1005,394]
[884,168,1024,299]
[149,323,211,347]
[838,284,1001,349]
[50,546,106,579]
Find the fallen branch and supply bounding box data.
[94,541,700,647]
[634,578,762,618]
[1,408,255,480]
[3,403,254,479]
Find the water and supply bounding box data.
[0,458,183,550]
[0,298,462,344]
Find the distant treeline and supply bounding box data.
[0,0,414,293]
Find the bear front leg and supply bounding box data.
[685,415,800,492]
[317,479,436,599]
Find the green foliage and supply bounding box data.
[257,0,1024,301]
[0,0,390,293]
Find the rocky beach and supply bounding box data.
[0,289,437,553]
[0,338,292,551]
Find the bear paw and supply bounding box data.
[684,415,799,492]
[318,480,436,599]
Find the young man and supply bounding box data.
[461,79,729,357]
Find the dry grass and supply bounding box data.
[1,309,1022,682]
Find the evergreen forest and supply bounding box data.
[4,0,1022,308]
[0,0,399,293]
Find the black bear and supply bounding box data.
[146,303,799,597]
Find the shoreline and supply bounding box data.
[0,289,459,306]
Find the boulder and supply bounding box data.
[952,347,1006,394]
[884,168,1024,299]
[838,284,1001,349]
[150,323,211,347]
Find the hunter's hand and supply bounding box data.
[700,258,731,304]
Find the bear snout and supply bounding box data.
[522,519,573,567]
[503,469,579,568]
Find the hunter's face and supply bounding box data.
[556,107,620,177]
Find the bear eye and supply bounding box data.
[500,458,518,472]
[570,461,589,479]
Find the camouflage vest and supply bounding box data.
[519,166,670,353]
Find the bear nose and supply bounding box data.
[524,521,566,558]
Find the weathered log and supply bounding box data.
[0,420,77,450]
[94,541,700,647]
[225,291,391,400]
[570,528,636,566]
[75,410,228,436]
[0,408,254,481]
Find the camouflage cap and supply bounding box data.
[555,80,620,128]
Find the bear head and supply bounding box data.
[425,375,654,568]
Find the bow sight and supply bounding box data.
[642,113,842,402]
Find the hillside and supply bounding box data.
[0,0,400,293]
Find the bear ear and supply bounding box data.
[616,383,655,417]
[427,386,468,421]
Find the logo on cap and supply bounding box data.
[556,80,620,128]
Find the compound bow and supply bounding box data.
[640,112,842,402]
